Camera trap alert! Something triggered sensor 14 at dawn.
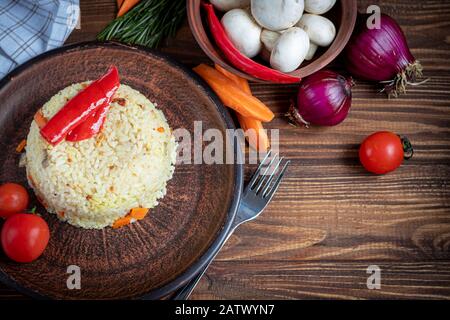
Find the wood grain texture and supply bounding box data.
[1,0,450,299]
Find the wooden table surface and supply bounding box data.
[1,0,449,300]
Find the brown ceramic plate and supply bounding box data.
[0,42,243,299]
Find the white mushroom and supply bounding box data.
[305,41,318,60]
[304,0,336,15]
[251,0,305,31]
[296,13,336,47]
[260,29,282,52]
[221,9,262,58]
[210,0,250,11]
[270,27,310,73]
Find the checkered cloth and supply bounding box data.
[0,0,79,79]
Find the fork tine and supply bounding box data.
[254,153,279,193]
[263,160,290,200]
[260,157,284,195]
[248,150,272,189]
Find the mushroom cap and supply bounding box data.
[221,9,262,58]
[305,41,318,60]
[270,27,310,73]
[251,0,305,31]
[210,0,251,12]
[296,13,336,47]
[260,29,282,52]
[305,0,336,15]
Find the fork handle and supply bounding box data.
[171,247,218,300]
[171,207,245,300]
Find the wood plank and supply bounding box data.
[190,261,450,300]
[1,0,449,300]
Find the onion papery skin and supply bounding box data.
[290,70,353,127]
[344,14,422,97]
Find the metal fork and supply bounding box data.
[172,150,290,300]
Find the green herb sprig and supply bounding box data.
[97,0,186,48]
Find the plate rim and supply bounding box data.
[0,41,244,300]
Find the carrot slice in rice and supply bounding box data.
[16,139,27,153]
[27,175,35,187]
[112,216,132,229]
[34,110,48,129]
[130,208,149,220]
[112,208,149,229]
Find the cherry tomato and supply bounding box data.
[1,213,50,263]
[0,183,29,219]
[359,131,412,175]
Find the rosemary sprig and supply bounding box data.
[97,0,186,48]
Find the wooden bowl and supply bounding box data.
[0,42,243,299]
[188,0,358,83]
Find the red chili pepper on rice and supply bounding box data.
[40,66,120,145]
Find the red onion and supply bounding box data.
[344,14,423,97]
[289,70,353,127]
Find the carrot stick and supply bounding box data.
[117,0,140,17]
[237,114,270,151]
[214,65,270,151]
[16,139,27,153]
[34,110,48,129]
[130,208,149,220]
[193,64,274,122]
[214,64,251,94]
[117,0,124,9]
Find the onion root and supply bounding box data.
[381,61,424,98]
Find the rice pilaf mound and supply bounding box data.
[25,82,177,229]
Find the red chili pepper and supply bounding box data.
[40,66,120,146]
[65,85,119,142]
[202,3,301,84]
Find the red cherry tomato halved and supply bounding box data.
[1,213,50,263]
[359,131,409,175]
[0,183,29,219]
